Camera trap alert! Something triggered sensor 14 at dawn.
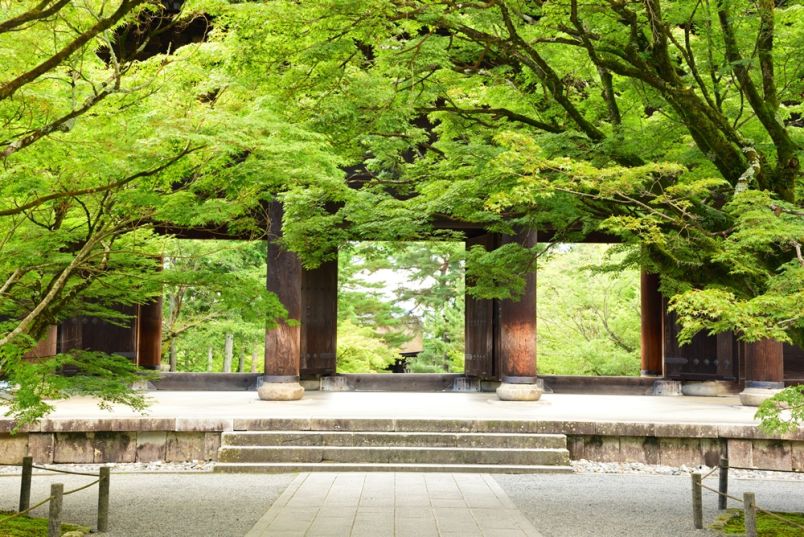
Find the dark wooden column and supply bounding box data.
[743,339,784,388]
[498,230,537,383]
[25,325,58,359]
[300,260,338,376]
[264,202,302,381]
[137,298,162,370]
[464,233,496,378]
[640,272,663,376]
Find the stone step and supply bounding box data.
[232,418,554,433]
[221,431,567,449]
[218,446,570,466]
[214,462,574,474]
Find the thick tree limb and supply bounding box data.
[419,105,563,133]
[0,0,72,34]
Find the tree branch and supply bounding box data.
[0,0,72,34]
[419,105,563,133]
[0,0,145,101]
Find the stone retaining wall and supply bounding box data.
[2,418,802,469]
[567,435,803,471]
[0,431,221,464]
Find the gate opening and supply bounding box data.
[337,241,465,374]
[537,243,641,376]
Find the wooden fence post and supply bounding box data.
[744,492,757,537]
[718,456,728,510]
[691,472,703,529]
[97,466,110,532]
[19,456,32,512]
[47,483,63,537]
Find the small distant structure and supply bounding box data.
[388,331,424,373]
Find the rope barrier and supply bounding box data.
[728,465,802,474]
[697,474,804,533]
[699,483,743,503]
[0,495,56,525]
[0,477,101,527]
[63,479,101,497]
[700,465,719,480]
[31,465,100,477]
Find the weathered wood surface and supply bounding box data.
[639,272,663,376]
[465,233,496,378]
[265,202,301,379]
[498,230,537,381]
[743,339,784,384]
[300,260,338,375]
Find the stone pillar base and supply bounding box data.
[258,382,304,401]
[651,380,683,396]
[496,382,542,401]
[681,380,735,397]
[739,382,784,407]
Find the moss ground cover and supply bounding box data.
[0,512,89,536]
[720,510,804,537]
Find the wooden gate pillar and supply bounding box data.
[640,272,663,376]
[739,339,784,406]
[259,201,304,400]
[137,298,162,370]
[464,233,496,378]
[496,229,541,401]
[300,260,338,376]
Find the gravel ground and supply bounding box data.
[0,472,294,537]
[1,463,802,536]
[494,471,804,537]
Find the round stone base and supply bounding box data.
[739,387,782,407]
[496,382,542,401]
[257,381,304,401]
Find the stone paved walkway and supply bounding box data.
[245,472,543,537]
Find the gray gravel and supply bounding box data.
[0,472,294,536]
[2,466,802,536]
[494,472,804,537]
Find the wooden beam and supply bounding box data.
[464,233,496,378]
[137,298,162,370]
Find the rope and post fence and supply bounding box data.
[0,456,111,534]
[690,455,804,536]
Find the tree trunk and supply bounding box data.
[169,339,177,372]
[238,349,245,373]
[223,333,233,373]
[207,346,213,372]
[251,346,258,373]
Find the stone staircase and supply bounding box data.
[214,419,572,473]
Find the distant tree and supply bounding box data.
[162,239,280,372]
[338,241,465,373]
[537,244,640,376]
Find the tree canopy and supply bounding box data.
[220,0,801,347]
[0,0,801,425]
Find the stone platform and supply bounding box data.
[1,391,802,471]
